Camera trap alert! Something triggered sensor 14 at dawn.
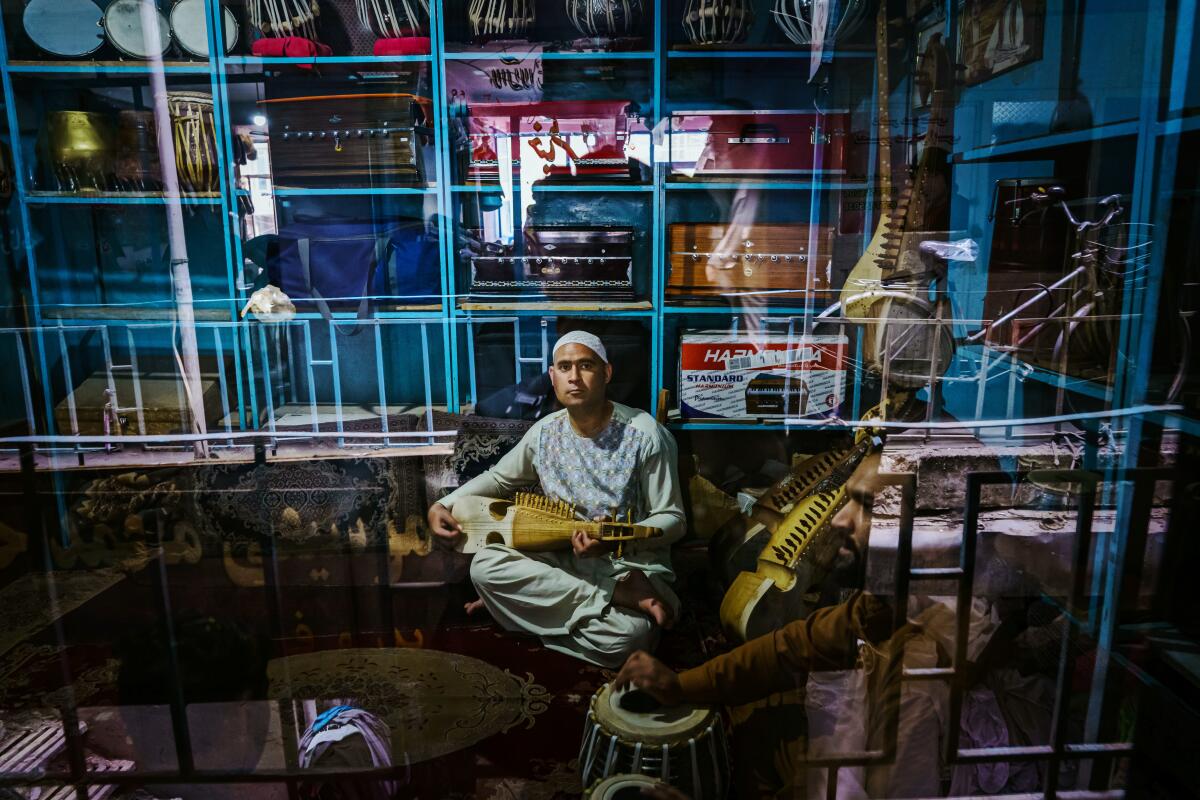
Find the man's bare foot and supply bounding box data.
[464,598,486,616]
[613,570,674,628]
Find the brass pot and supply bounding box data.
[43,110,114,193]
[113,110,162,192]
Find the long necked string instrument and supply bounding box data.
[839,3,954,376]
[718,391,914,642]
[449,492,662,556]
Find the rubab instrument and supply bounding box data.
[839,1,954,370]
[450,492,662,556]
[718,392,913,642]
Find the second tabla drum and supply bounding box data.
[579,682,728,799]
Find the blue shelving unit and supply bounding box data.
[0,0,1187,441]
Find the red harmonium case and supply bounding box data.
[667,223,837,299]
[668,109,851,177]
[466,99,636,181]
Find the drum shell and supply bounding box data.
[103,0,171,59]
[22,0,107,59]
[113,110,163,191]
[170,0,240,58]
[167,92,220,194]
[43,111,115,192]
[565,0,644,37]
[681,0,754,45]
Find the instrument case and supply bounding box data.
[464,99,637,181]
[667,222,837,299]
[468,227,635,301]
[260,87,432,187]
[55,372,224,436]
[668,109,852,177]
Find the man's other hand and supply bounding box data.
[571,529,611,558]
[613,650,682,706]
[427,503,462,541]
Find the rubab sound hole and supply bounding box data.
[485,531,505,546]
[487,500,512,520]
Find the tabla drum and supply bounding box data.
[358,0,430,38]
[167,91,219,193]
[579,683,729,799]
[22,0,106,58]
[170,0,240,57]
[467,0,534,40]
[584,773,659,799]
[103,0,171,59]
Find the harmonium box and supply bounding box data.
[678,333,849,420]
[467,227,636,301]
[669,110,852,177]
[260,88,432,187]
[465,100,638,181]
[667,223,837,299]
[54,372,225,437]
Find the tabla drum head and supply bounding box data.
[593,683,715,745]
[23,0,106,58]
[103,0,171,59]
[584,773,658,799]
[171,0,239,57]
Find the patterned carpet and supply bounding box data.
[0,544,725,800]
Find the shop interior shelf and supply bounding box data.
[664,179,869,191]
[4,60,211,75]
[451,183,652,193]
[666,48,874,60]
[25,191,223,206]
[265,186,438,197]
[222,55,433,66]
[953,119,1141,163]
[457,301,655,316]
[440,50,654,60]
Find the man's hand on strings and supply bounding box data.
[427,503,462,541]
[572,529,612,558]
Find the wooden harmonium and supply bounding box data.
[260,87,432,187]
[669,109,852,177]
[466,100,637,181]
[667,223,837,299]
[468,227,635,301]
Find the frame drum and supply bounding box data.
[171,0,239,57]
[23,0,106,58]
[103,0,171,59]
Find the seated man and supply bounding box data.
[427,331,685,668]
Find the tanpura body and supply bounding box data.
[450,492,662,555]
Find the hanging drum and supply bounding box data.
[167,91,219,194]
[565,0,644,38]
[468,0,535,41]
[771,0,868,46]
[681,0,754,46]
[170,0,240,57]
[113,110,162,191]
[357,0,430,37]
[103,0,172,59]
[43,111,115,192]
[23,0,106,59]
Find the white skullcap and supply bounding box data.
[552,331,608,363]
